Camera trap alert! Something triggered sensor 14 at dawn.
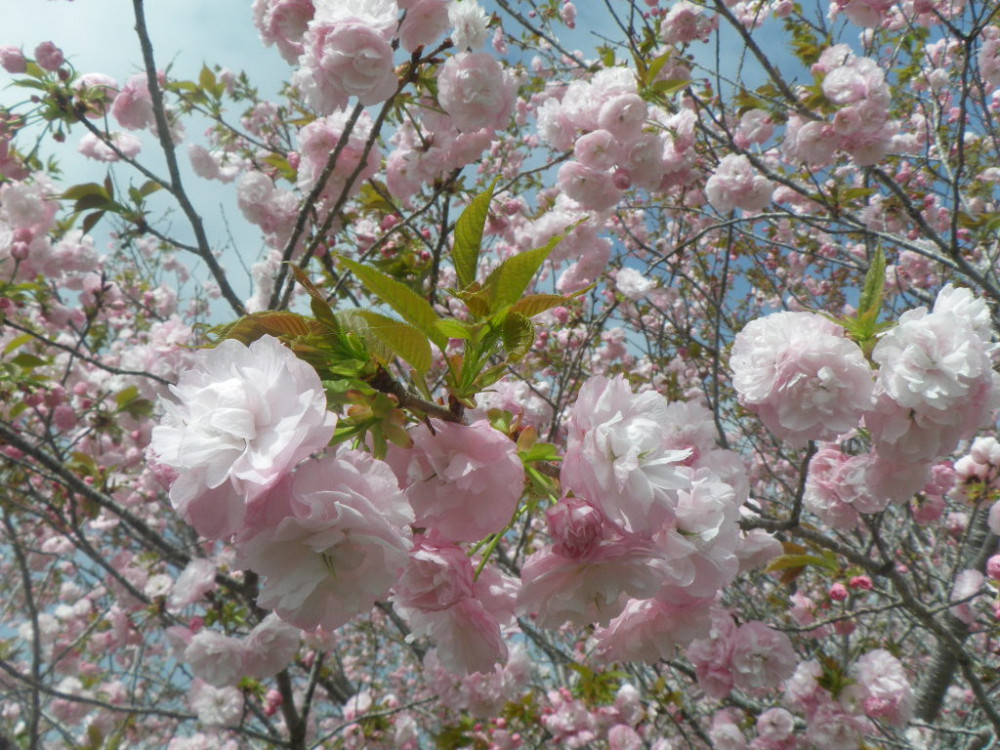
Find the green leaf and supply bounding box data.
[61,182,109,201]
[73,194,113,212]
[519,441,561,464]
[764,553,839,574]
[3,333,33,356]
[11,352,46,369]
[482,236,559,311]
[453,178,500,289]
[351,310,433,372]
[645,51,675,86]
[261,153,297,182]
[289,264,340,332]
[209,311,315,345]
[129,180,162,204]
[81,211,105,236]
[508,293,570,319]
[115,385,140,407]
[857,247,886,323]
[456,282,492,319]
[433,318,473,340]
[340,256,447,349]
[500,312,534,362]
[198,64,216,91]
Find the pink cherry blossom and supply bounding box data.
[78,131,142,162]
[593,595,715,663]
[167,558,217,610]
[0,45,26,74]
[399,0,450,52]
[149,335,336,539]
[236,448,412,631]
[705,154,774,213]
[242,614,302,679]
[252,0,315,64]
[729,620,796,695]
[561,375,693,534]
[393,536,476,612]
[731,311,874,445]
[184,630,246,687]
[660,1,717,44]
[851,649,913,725]
[296,109,380,203]
[449,0,490,50]
[34,41,64,71]
[437,52,515,132]
[295,20,397,113]
[189,679,244,727]
[386,419,523,542]
[112,73,155,131]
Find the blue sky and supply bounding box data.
[0,0,302,310]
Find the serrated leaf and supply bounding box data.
[453,178,500,289]
[482,237,559,311]
[500,312,534,362]
[334,310,394,366]
[81,211,105,236]
[857,247,886,323]
[645,51,674,85]
[3,333,33,356]
[509,294,570,318]
[647,78,689,97]
[764,553,838,574]
[340,256,446,349]
[198,64,216,91]
[115,385,140,407]
[433,318,473,340]
[351,309,432,372]
[289,264,339,332]
[74,194,113,212]
[210,311,314,345]
[11,352,46,369]
[456,282,492,319]
[61,182,109,201]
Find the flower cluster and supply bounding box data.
[519,375,765,657]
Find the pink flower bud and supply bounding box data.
[0,46,26,73]
[833,619,856,635]
[829,582,849,601]
[987,555,1000,581]
[34,42,65,72]
[547,497,605,558]
[849,575,873,590]
[612,167,633,190]
[264,689,283,716]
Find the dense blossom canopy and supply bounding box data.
[3,0,1000,747]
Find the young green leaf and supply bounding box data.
[857,246,886,324]
[453,177,500,289]
[350,309,433,373]
[289,264,340,332]
[482,235,560,312]
[499,312,534,362]
[340,256,446,349]
[208,311,315,345]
